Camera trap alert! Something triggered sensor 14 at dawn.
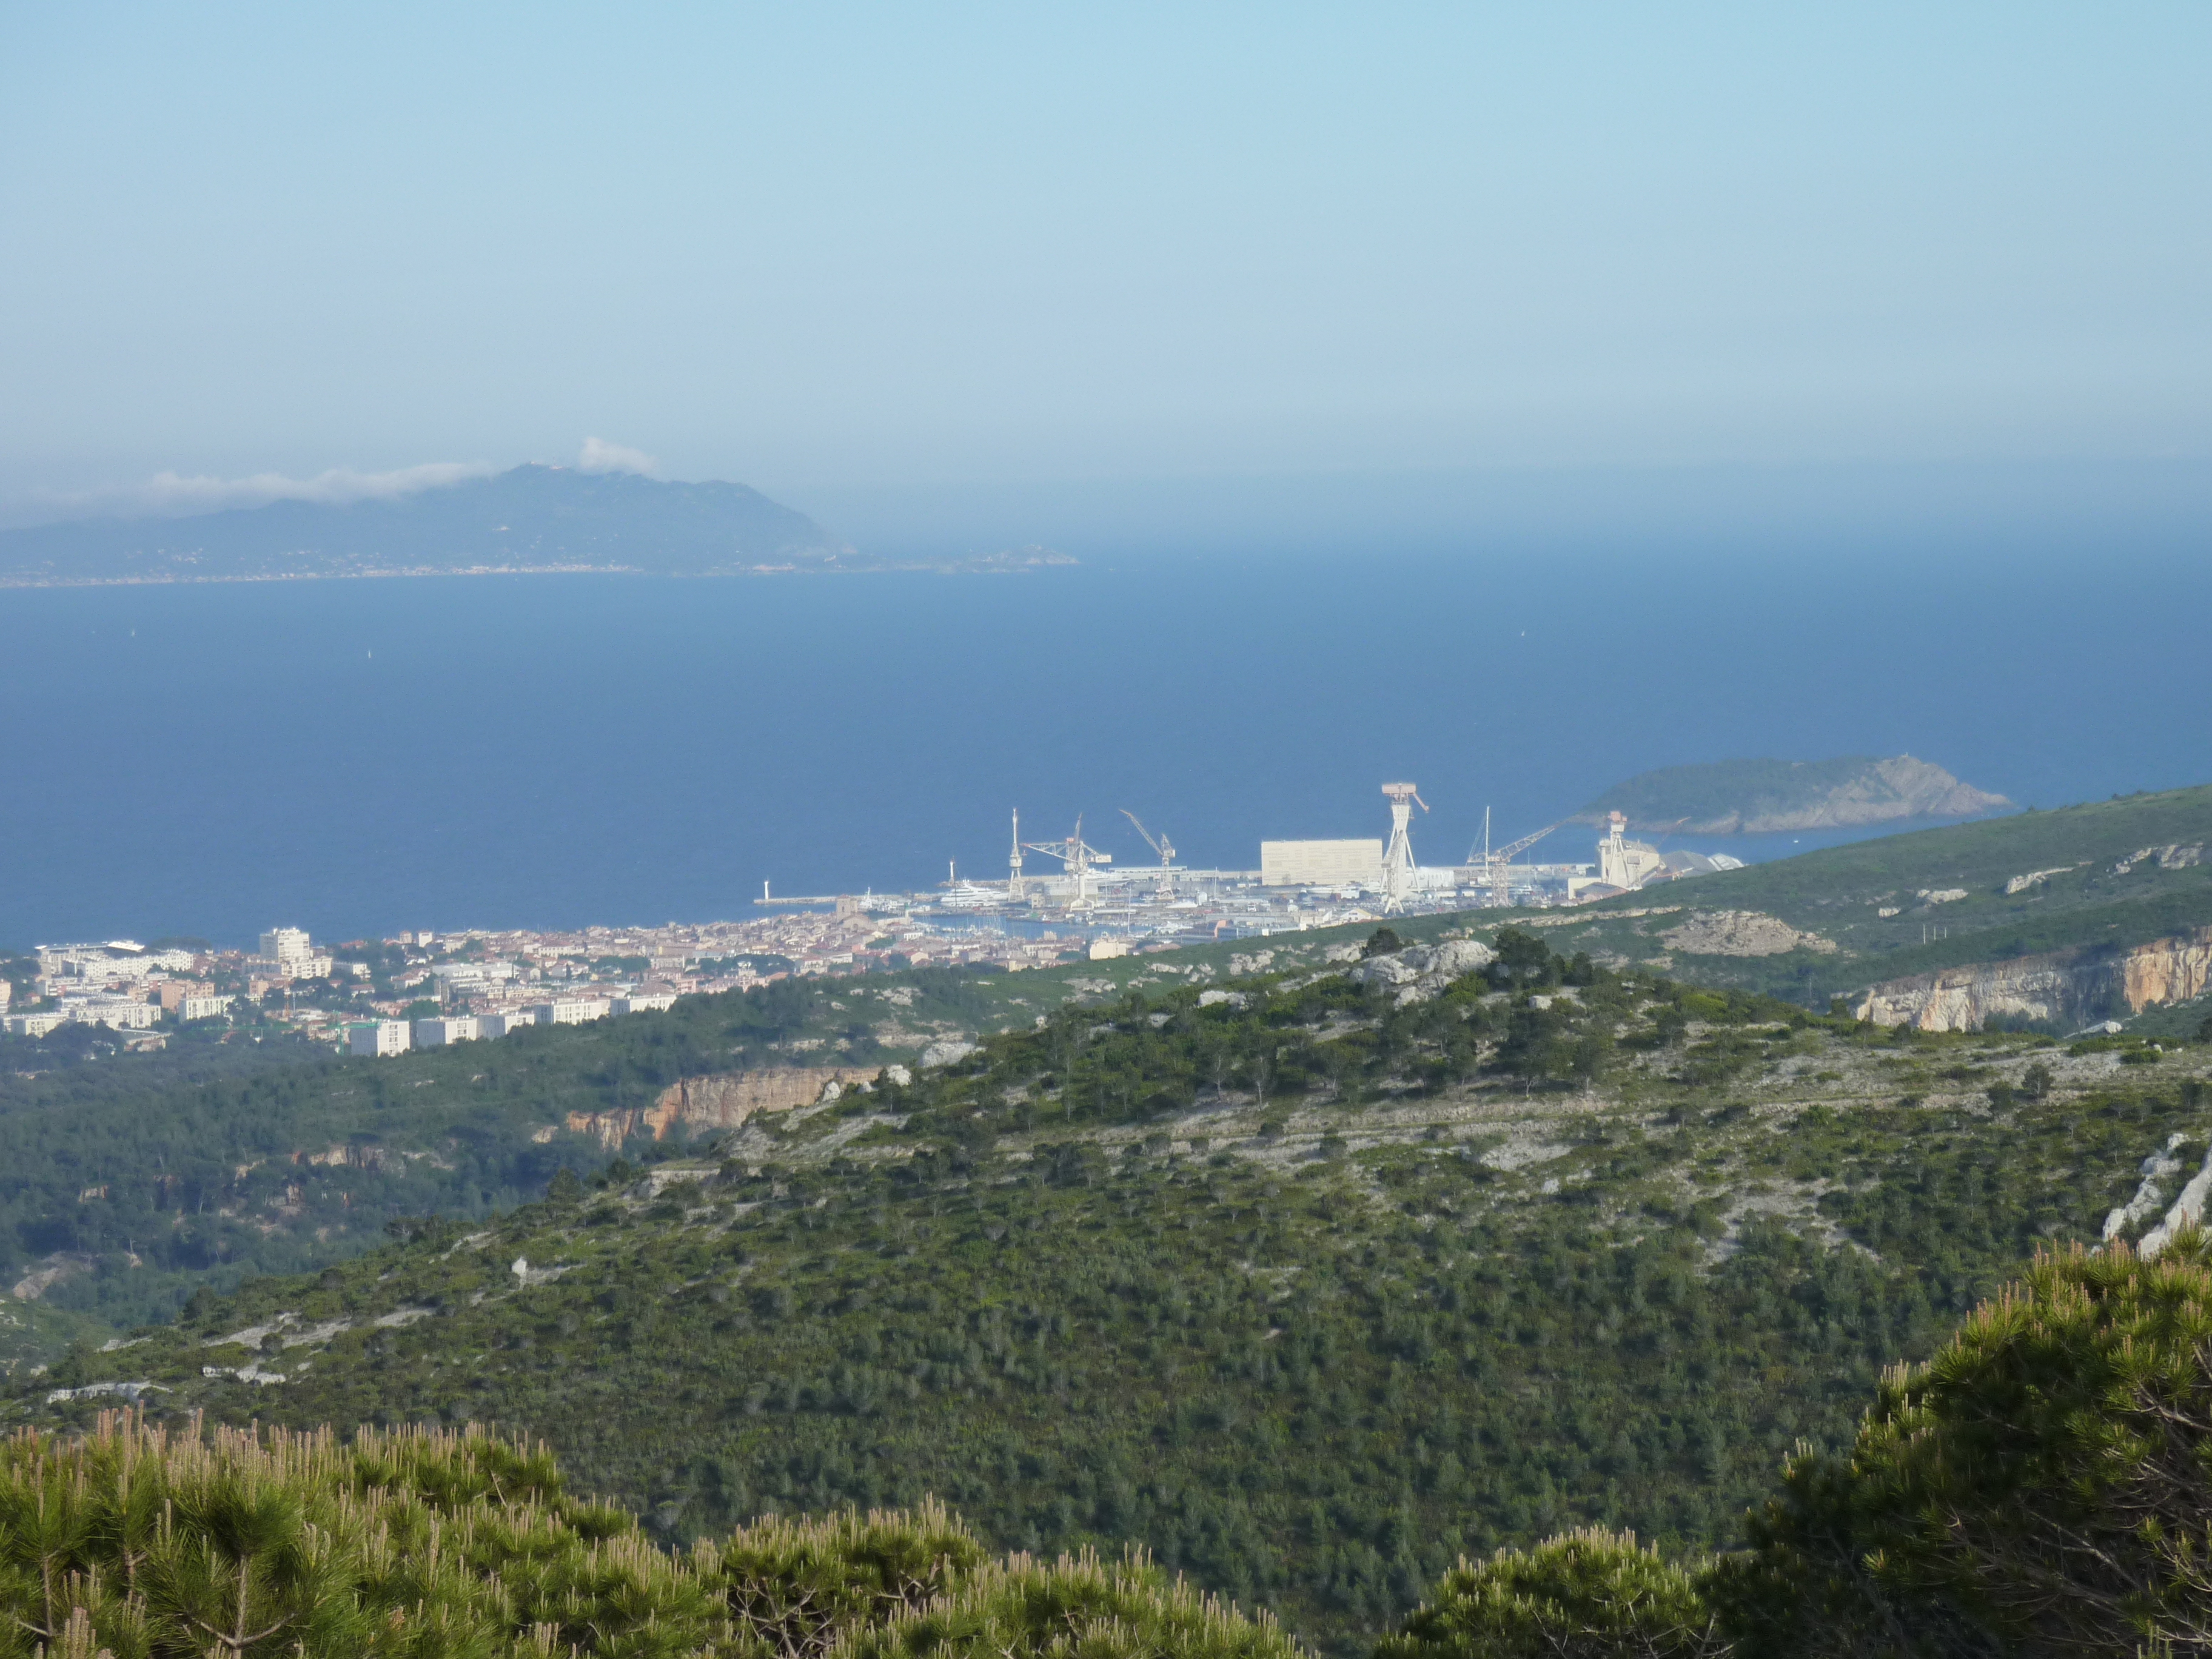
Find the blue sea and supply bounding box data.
[4,538,2209,948]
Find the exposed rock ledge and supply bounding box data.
[1855,926,2212,1033]
[564,1066,880,1148]
[1661,910,1838,958]
[1347,939,1497,1005]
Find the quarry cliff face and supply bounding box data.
[1855,927,2212,1032]
[563,1066,879,1148]
[2124,931,2212,1010]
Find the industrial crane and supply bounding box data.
[1021,814,1113,909]
[1380,782,1429,913]
[1466,812,1562,908]
[1118,809,1178,901]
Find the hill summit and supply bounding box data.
[1582,754,2011,834]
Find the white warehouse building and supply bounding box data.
[1260,839,1384,888]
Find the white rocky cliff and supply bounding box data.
[1855,927,2212,1033]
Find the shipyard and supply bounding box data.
[2,782,1743,1054]
[779,782,1744,952]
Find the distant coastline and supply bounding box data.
[0,554,1078,590]
[0,463,1075,587]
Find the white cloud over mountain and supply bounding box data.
[28,461,497,521]
[19,440,663,525]
[577,437,661,477]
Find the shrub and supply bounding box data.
[1712,1232,2212,1657]
[712,1500,988,1659]
[0,1412,719,1658]
[1375,1529,1724,1659]
[0,1422,1297,1659]
[846,1545,1299,1659]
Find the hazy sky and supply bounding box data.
[2,3,2208,524]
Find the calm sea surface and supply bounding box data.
[3,548,2208,947]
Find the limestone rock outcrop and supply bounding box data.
[2115,843,2204,876]
[1854,925,2212,1033]
[1347,939,1496,1005]
[2003,866,2079,896]
[2104,1134,2188,1241]
[1660,911,1838,958]
[565,1066,879,1148]
[2142,1145,2212,1258]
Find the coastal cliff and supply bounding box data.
[1855,925,2212,1031]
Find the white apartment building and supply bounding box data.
[532,998,611,1025]
[5,1011,67,1037]
[69,999,161,1031]
[611,992,678,1014]
[253,926,332,980]
[179,994,233,1022]
[260,926,309,963]
[55,999,160,1026]
[414,1015,480,1046]
[477,1011,538,1037]
[348,1020,412,1057]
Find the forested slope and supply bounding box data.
[9,788,2211,1352]
[0,966,1039,1332]
[31,928,2211,1655]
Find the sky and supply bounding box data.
[2,4,2209,542]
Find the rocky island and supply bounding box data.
[1581,753,2011,834]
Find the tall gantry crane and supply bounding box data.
[1466,814,1561,909]
[1380,783,1429,913]
[1021,814,1113,909]
[1119,809,1178,902]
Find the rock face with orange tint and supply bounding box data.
[2123,930,2212,1011]
[1854,927,2212,1033]
[564,1067,879,1147]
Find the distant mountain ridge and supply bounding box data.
[1582,754,2011,834]
[0,466,1074,584]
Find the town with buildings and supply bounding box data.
[4,787,1737,1056]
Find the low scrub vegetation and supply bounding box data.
[13,1231,2211,1655]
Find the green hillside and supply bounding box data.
[0,939,1378,1342]
[6,786,2209,1358]
[1547,782,2212,1010]
[28,927,2210,1655]
[0,964,1129,1335]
